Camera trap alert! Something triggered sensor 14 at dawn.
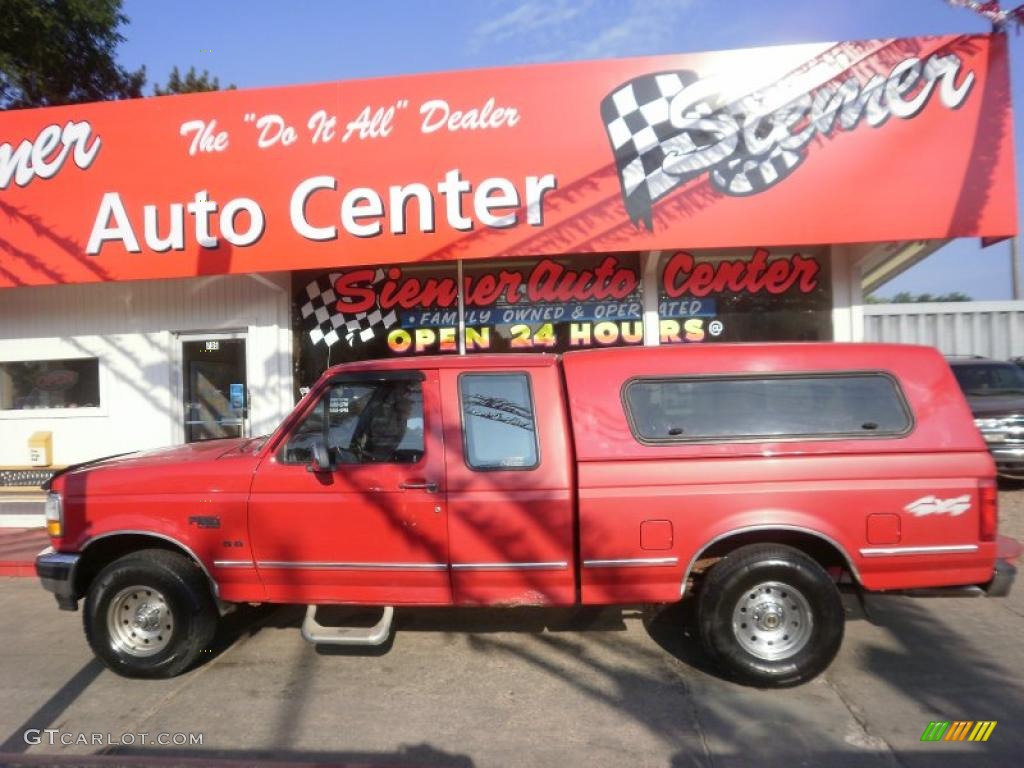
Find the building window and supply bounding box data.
[623,373,911,443]
[0,358,100,411]
[291,262,458,399]
[289,247,836,391]
[291,253,645,394]
[281,378,425,465]
[460,373,539,470]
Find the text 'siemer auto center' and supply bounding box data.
[0,34,1016,468]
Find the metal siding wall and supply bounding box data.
[0,273,293,465]
[863,301,1024,360]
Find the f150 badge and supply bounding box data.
[905,495,971,517]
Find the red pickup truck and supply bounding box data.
[36,343,1018,686]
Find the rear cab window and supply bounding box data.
[623,372,913,443]
[459,372,539,470]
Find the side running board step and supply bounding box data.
[301,605,394,646]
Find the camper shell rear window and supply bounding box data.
[622,371,913,444]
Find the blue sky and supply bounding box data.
[118,0,1022,300]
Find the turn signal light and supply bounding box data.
[44,492,63,538]
[979,479,998,542]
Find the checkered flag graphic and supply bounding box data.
[601,71,805,229]
[300,269,398,348]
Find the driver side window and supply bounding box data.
[280,378,425,465]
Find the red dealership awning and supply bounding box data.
[0,33,1016,288]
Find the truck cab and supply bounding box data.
[37,344,1019,686]
[248,355,576,607]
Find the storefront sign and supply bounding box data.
[334,256,638,313]
[0,35,1015,288]
[299,254,646,353]
[298,247,822,354]
[661,249,819,297]
[657,247,830,346]
[602,51,977,226]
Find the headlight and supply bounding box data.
[44,492,63,537]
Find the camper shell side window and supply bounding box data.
[622,371,913,444]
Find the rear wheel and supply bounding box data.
[84,549,217,678]
[697,543,844,687]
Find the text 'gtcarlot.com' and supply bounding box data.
[24,729,203,747]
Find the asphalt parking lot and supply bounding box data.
[1,493,1023,768]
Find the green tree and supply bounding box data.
[867,291,973,304]
[153,65,236,96]
[0,0,145,109]
[936,291,973,302]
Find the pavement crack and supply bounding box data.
[658,654,715,768]
[822,672,908,768]
[96,609,270,754]
[684,680,715,768]
[97,671,205,754]
[998,602,1024,621]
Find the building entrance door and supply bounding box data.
[179,334,248,443]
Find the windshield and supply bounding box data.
[952,363,1024,396]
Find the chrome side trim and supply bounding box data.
[583,557,679,568]
[82,530,221,598]
[681,524,863,598]
[859,544,979,557]
[212,559,255,568]
[257,560,448,571]
[451,561,568,571]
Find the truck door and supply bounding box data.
[248,370,450,605]
[440,363,576,605]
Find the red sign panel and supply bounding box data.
[0,34,1016,288]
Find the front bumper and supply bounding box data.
[35,547,80,611]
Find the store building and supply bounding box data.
[0,33,1016,470]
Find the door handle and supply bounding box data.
[399,481,438,493]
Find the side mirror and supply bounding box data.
[307,443,334,473]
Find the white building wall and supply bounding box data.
[0,273,293,466]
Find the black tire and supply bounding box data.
[84,549,218,679]
[697,543,844,687]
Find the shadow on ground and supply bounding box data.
[3,585,1020,768]
[0,744,473,767]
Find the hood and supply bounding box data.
[120,437,256,464]
[964,393,1024,419]
[49,437,264,496]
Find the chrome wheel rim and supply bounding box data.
[731,580,813,661]
[107,585,173,658]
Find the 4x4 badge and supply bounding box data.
[905,495,971,517]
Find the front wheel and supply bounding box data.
[697,543,844,687]
[84,549,218,678]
